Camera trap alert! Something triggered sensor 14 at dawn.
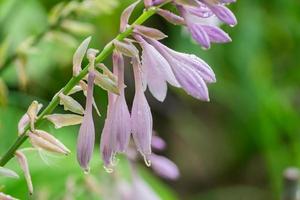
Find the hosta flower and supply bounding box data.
[100,51,132,169]
[131,57,153,163]
[135,35,179,101]
[148,38,215,101]
[100,52,131,170]
[77,71,96,172]
[199,0,237,26]
[178,5,231,49]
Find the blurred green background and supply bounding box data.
[1,0,300,199]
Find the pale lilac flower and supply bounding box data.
[100,93,116,170]
[178,5,231,49]
[110,52,131,153]
[131,57,153,163]
[100,52,131,169]
[199,0,237,26]
[135,35,179,101]
[77,71,95,172]
[148,38,215,101]
[150,154,180,180]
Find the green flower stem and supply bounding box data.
[0,5,163,167]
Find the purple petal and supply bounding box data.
[137,36,179,101]
[148,39,212,101]
[210,4,237,26]
[150,154,180,180]
[201,25,231,43]
[77,71,95,171]
[188,23,211,49]
[131,58,153,158]
[151,135,166,151]
[110,52,131,152]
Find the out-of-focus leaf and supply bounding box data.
[61,20,95,36]
[0,78,8,106]
[45,31,78,48]
[0,38,10,68]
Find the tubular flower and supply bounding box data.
[77,71,96,172]
[100,51,131,170]
[131,57,153,164]
[147,38,215,101]
[135,35,179,102]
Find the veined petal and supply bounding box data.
[77,71,95,172]
[201,25,231,43]
[137,35,179,101]
[110,52,131,152]
[209,4,237,26]
[131,58,153,159]
[148,39,212,101]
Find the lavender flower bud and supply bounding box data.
[77,71,96,172]
[151,135,166,151]
[209,4,237,26]
[131,57,153,163]
[150,154,180,180]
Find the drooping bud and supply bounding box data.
[134,25,167,40]
[44,114,83,129]
[73,36,91,76]
[131,57,153,162]
[15,151,33,195]
[77,71,96,172]
[58,93,84,115]
[61,20,95,36]
[0,167,19,179]
[120,0,140,32]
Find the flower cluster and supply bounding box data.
[3,0,236,196]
